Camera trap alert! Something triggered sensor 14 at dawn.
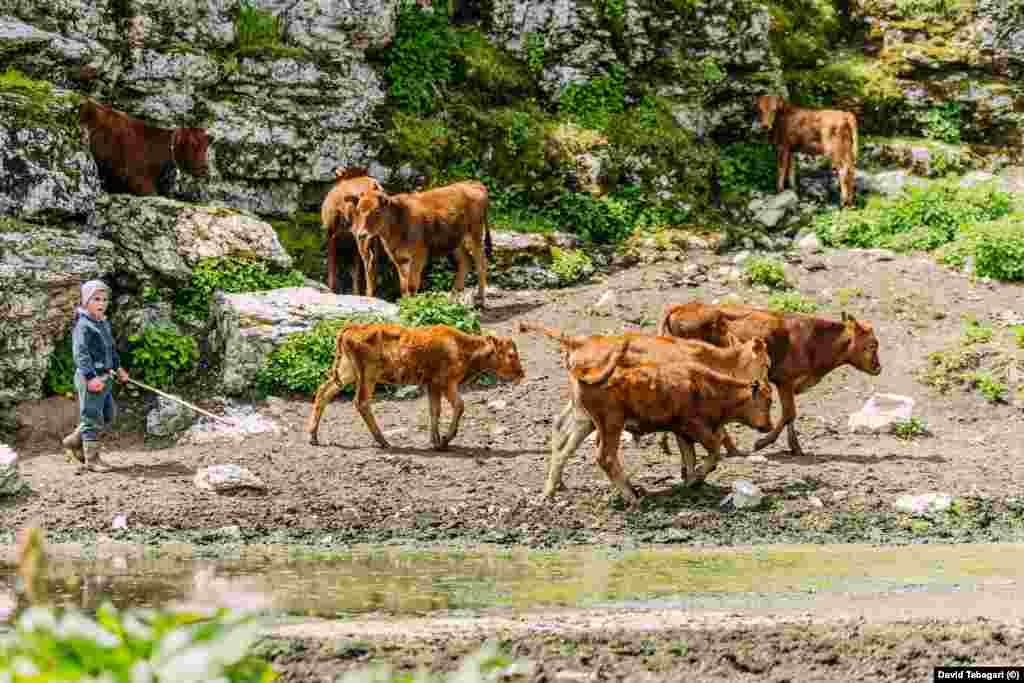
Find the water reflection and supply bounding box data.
[1,543,1022,618]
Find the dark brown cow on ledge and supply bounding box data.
[79,97,210,197]
[658,301,882,457]
[755,94,859,208]
[351,181,492,308]
[305,323,524,451]
[320,167,384,294]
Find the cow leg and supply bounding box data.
[326,234,339,293]
[754,381,800,455]
[439,380,466,450]
[776,145,790,193]
[353,370,390,449]
[450,244,470,304]
[674,433,698,485]
[356,236,376,298]
[594,417,639,505]
[306,376,343,446]
[348,245,364,296]
[427,385,444,449]
[788,152,798,194]
[467,232,487,309]
[719,429,747,458]
[545,404,595,498]
[658,432,673,456]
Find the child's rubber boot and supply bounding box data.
[62,427,84,464]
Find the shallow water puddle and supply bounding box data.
[1,542,1023,617]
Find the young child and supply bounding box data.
[61,280,130,472]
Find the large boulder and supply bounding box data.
[91,196,293,287]
[0,217,118,405]
[209,288,399,395]
[0,443,24,497]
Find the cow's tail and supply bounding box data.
[851,116,859,164]
[573,338,630,385]
[484,213,493,260]
[517,320,571,345]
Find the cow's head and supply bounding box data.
[754,94,785,131]
[841,312,882,376]
[174,127,210,178]
[483,335,526,382]
[736,336,772,385]
[740,378,774,432]
[334,166,370,183]
[352,188,400,241]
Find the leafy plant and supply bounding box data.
[973,217,1024,281]
[548,191,632,244]
[558,65,626,131]
[43,332,75,398]
[550,247,595,286]
[745,257,789,289]
[970,371,1008,403]
[126,325,199,390]
[918,102,962,144]
[893,417,929,440]
[0,604,276,682]
[174,256,306,322]
[382,0,454,114]
[961,318,993,345]
[236,0,281,53]
[1013,325,1024,349]
[920,347,982,393]
[524,32,545,74]
[398,292,482,334]
[767,291,817,313]
[719,143,777,195]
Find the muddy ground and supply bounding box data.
[6,246,1024,680]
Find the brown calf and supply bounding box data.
[79,97,209,197]
[518,322,773,503]
[658,301,882,457]
[305,323,524,450]
[351,181,492,307]
[321,167,384,294]
[755,94,859,208]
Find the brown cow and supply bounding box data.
[351,181,492,307]
[518,322,773,504]
[79,97,210,197]
[755,94,859,208]
[305,323,524,450]
[658,301,882,457]
[321,167,384,294]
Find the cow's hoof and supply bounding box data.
[754,436,776,452]
[374,440,392,450]
[308,434,319,446]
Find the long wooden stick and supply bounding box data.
[124,377,235,425]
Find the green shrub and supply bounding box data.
[548,191,632,244]
[382,0,454,114]
[0,604,275,682]
[767,291,817,313]
[398,292,481,334]
[174,256,306,322]
[970,371,1007,403]
[814,179,1014,252]
[524,32,545,74]
[255,315,385,396]
[558,65,625,131]
[893,417,929,440]
[745,257,789,289]
[1013,325,1024,349]
[919,102,962,144]
[550,247,595,286]
[43,331,75,398]
[961,318,993,345]
[719,143,777,195]
[972,216,1024,281]
[236,0,281,52]
[127,325,199,390]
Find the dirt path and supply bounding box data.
[6,247,1024,547]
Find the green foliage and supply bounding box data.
[454,29,533,95]
[127,325,199,390]
[744,257,789,289]
[550,247,595,286]
[814,179,1014,253]
[547,191,633,244]
[893,0,962,18]
[920,347,982,393]
[174,256,307,322]
[0,68,54,100]
[236,0,281,53]
[524,33,545,74]
[972,216,1024,281]
[970,371,1008,403]
[598,0,626,18]
[558,65,625,131]
[43,332,75,398]
[383,0,454,114]
[919,102,962,144]
[719,143,777,195]
[767,291,818,313]
[1013,325,1024,349]
[961,318,993,345]
[767,0,841,69]
[335,640,531,682]
[398,292,482,334]
[893,417,929,440]
[269,211,328,284]
[255,315,385,396]
[0,605,276,682]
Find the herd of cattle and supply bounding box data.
[75,93,869,502]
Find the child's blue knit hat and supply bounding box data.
[81,279,109,306]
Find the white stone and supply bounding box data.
[146,396,196,437]
[594,289,618,311]
[720,479,763,511]
[0,443,25,497]
[797,232,823,252]
[808,496,824,509]
[894,493,953,516]
[194,464,266,492]
[848,394,915,434]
